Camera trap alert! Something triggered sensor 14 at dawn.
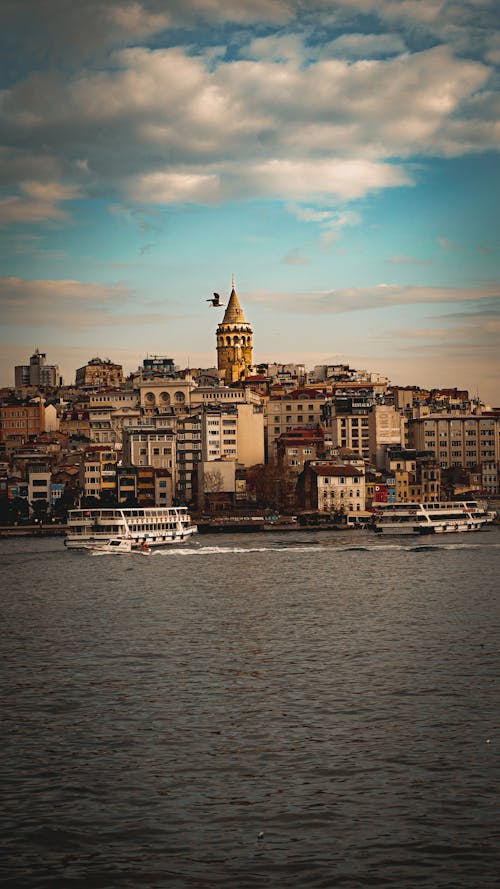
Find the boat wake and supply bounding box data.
[151,540,500,556]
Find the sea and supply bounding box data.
[2,527,499,889]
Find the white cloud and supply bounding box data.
[248,158,412,200]
[128,170,222,204]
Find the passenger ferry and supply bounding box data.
[65,506,197,550]
[372,501,495,536]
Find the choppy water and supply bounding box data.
[2,529,499,888]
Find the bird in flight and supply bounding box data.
[207,292,224,307]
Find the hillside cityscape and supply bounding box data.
[1,284,499,526]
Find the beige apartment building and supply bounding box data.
[266,390,325,460]
[122,424,176,474]
[325,412,370,460]
[75,358,123,388]
[408,414,500,470]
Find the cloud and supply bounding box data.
[0,40,492,216]
[437,236,464,251]
[248,282,500,314]
[0,276,171,329]
[386,254,432,265]
[282,248,310,265]
[128,170,222,204]
[248,158,412,201]
[0,181,80,225]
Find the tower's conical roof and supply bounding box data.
[222,285,247,324]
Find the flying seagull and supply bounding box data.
[207,292,224,307]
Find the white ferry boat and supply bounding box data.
[65,506,197,550]
[372,501,495,536]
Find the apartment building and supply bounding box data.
[59,409,90,439]
[176,411,202,505]
[201,406,239,462]
[0,398,45,452]
[386,450,441,503]
[368,404,406,468]
[15,349,59,388]
[408,414,500,471]
[75,357,123,388]
[297,462,366,514]
[27,463,51,510]
[266,390,326,459]
[276,427,325,475]
[80,448,118,501]
[321,398,405,467]
[122,423,176,474]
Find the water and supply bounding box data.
[2,529,499,888]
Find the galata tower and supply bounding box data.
[216,280,253,385]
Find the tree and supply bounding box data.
[247,462,292,511]
[9,496,29,524]
[31,499,49,523]
[202,469,226,512]
[52,485,79,521]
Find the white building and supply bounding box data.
[310,463,366,514]
[27,463,51,512]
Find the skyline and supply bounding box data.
[0,1,499,404]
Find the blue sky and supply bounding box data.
[0,0,499,403]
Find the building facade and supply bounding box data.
[75,357,123,388]
[407,414,500,472]
[15,349,60,388]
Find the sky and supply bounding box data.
[0,0,499,404]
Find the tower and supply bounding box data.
[216,280,253,385]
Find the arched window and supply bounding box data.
[174,391,185,403]
[145,392,155,405]
[160,392,170,405]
